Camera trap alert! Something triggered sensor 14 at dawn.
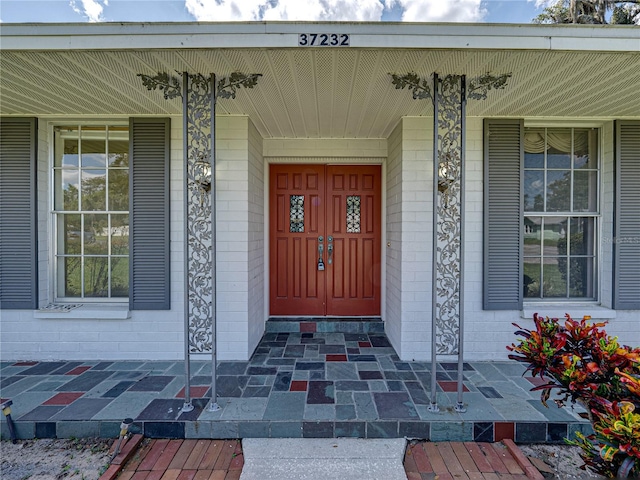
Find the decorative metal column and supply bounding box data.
[139,71,261,412]
[391,71,510,412]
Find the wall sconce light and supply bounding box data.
[194,154,212,193]
[437,158,455,193]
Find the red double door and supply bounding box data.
[269,164,381,316]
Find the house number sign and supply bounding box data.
[298,33,350,46]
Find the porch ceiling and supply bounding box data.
[1,47,639,138]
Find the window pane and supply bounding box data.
[55,169,79,210]
[290,195,304,233]
[108,168,129,211]
[524,217,542,256]
[55,128,79,167]
[81,169,106,211]
[569,257,594,298]
[84,257,109,297]
[543,259,567,298]
[524,257,541,298]
[81,127,106,167]
[346,196,361,233]
[111,214,129,255]
[111,257,129,297]
[60,214,81,255]
[84,214,108,255]
[573,171,598,212]
[546,170,571,212]
[574,129,596,169]
[569,217,595,256]
[546,129,571,169]
[524,128,545,168]
[524,170,544,212]
[108,127,129,167]
[58,256,81,297]
[544,217,567,256]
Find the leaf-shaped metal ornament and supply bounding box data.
[217,72,263,99]
[137,72,182,100]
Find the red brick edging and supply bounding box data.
[503,438,545,480]
[99,434,145,480]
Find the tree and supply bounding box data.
[533,0,640,24]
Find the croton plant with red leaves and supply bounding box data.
[508,314,640,478]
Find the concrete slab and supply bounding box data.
[240,438,407,480]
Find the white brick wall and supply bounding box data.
[2,116,638,363]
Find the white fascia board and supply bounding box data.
[1,21,639,53]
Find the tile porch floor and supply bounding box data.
[0,329,592,442]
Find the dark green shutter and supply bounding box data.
[129,118,170,310]
[483,119,523,310]
[613,121,640,310]
[0,118,38,309]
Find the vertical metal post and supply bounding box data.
[455,75,467,413]
[429,73,440,412]
[208,73,220,412]
[182,72,194,412]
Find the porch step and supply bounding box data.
[266,317,384,334]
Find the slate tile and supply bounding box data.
[20,362,68,376]
[367,421,398,438]
[247,366,278,376]
[18,406,64,421]
[273,371,292,392]
[270,422,303,438]
[383,371,417,381]
[336,404,356,420]
[386,381,406,392]
[348,355,376,362]
[516,422,547,443]
[1,375,25,389]
[430,422,473,442]
[353,392,377,420]
[144,422,185,439]
[334,421,365,437]
[216,376,249,397]
[263,392,306,420]
[102,381,135,398]
[50,362,84,375]
[405,381,430,405]
[212,422,239,439]
[399,421,429,439]
[136,399,184,420]
[283,345,306,358]
[239,422,269,438]
[56,371,114,392]
[50,398,113,421]
[478,386,503,399]
[307,381,335,404]
[369,336,391,347]
[35,422,57,438]
[474,422,494,442]
[393,362,412,371]
[267,358,296,366]
[547,423,568,443]
[359,370,383,380]
[91,362,113,371]
[128,375,174,392]
[319,345,346,354]
[440,362,475,371]
[242,386,271,398]
[373,392,419,420]
[217,362,249,375]
[109,371,149,381]
[295,362,324,371]
[303,421,333,438]
[344,334,369,341]
[326,363,358,380]
[43,392,84,405]
[335,380,369,391]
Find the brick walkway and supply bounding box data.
[102,438,544,480]
[404,440,544,480]
[105,438,244,480]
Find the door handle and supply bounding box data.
[317,236,325,271]
[327,236,333,265]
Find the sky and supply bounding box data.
[0,0,557,24]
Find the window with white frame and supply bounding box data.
[523,127,599,300]
[53,125,129,300]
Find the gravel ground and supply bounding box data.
[519,444,605,479]
[0,438,112,480]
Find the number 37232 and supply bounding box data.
[298,33,350,46]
